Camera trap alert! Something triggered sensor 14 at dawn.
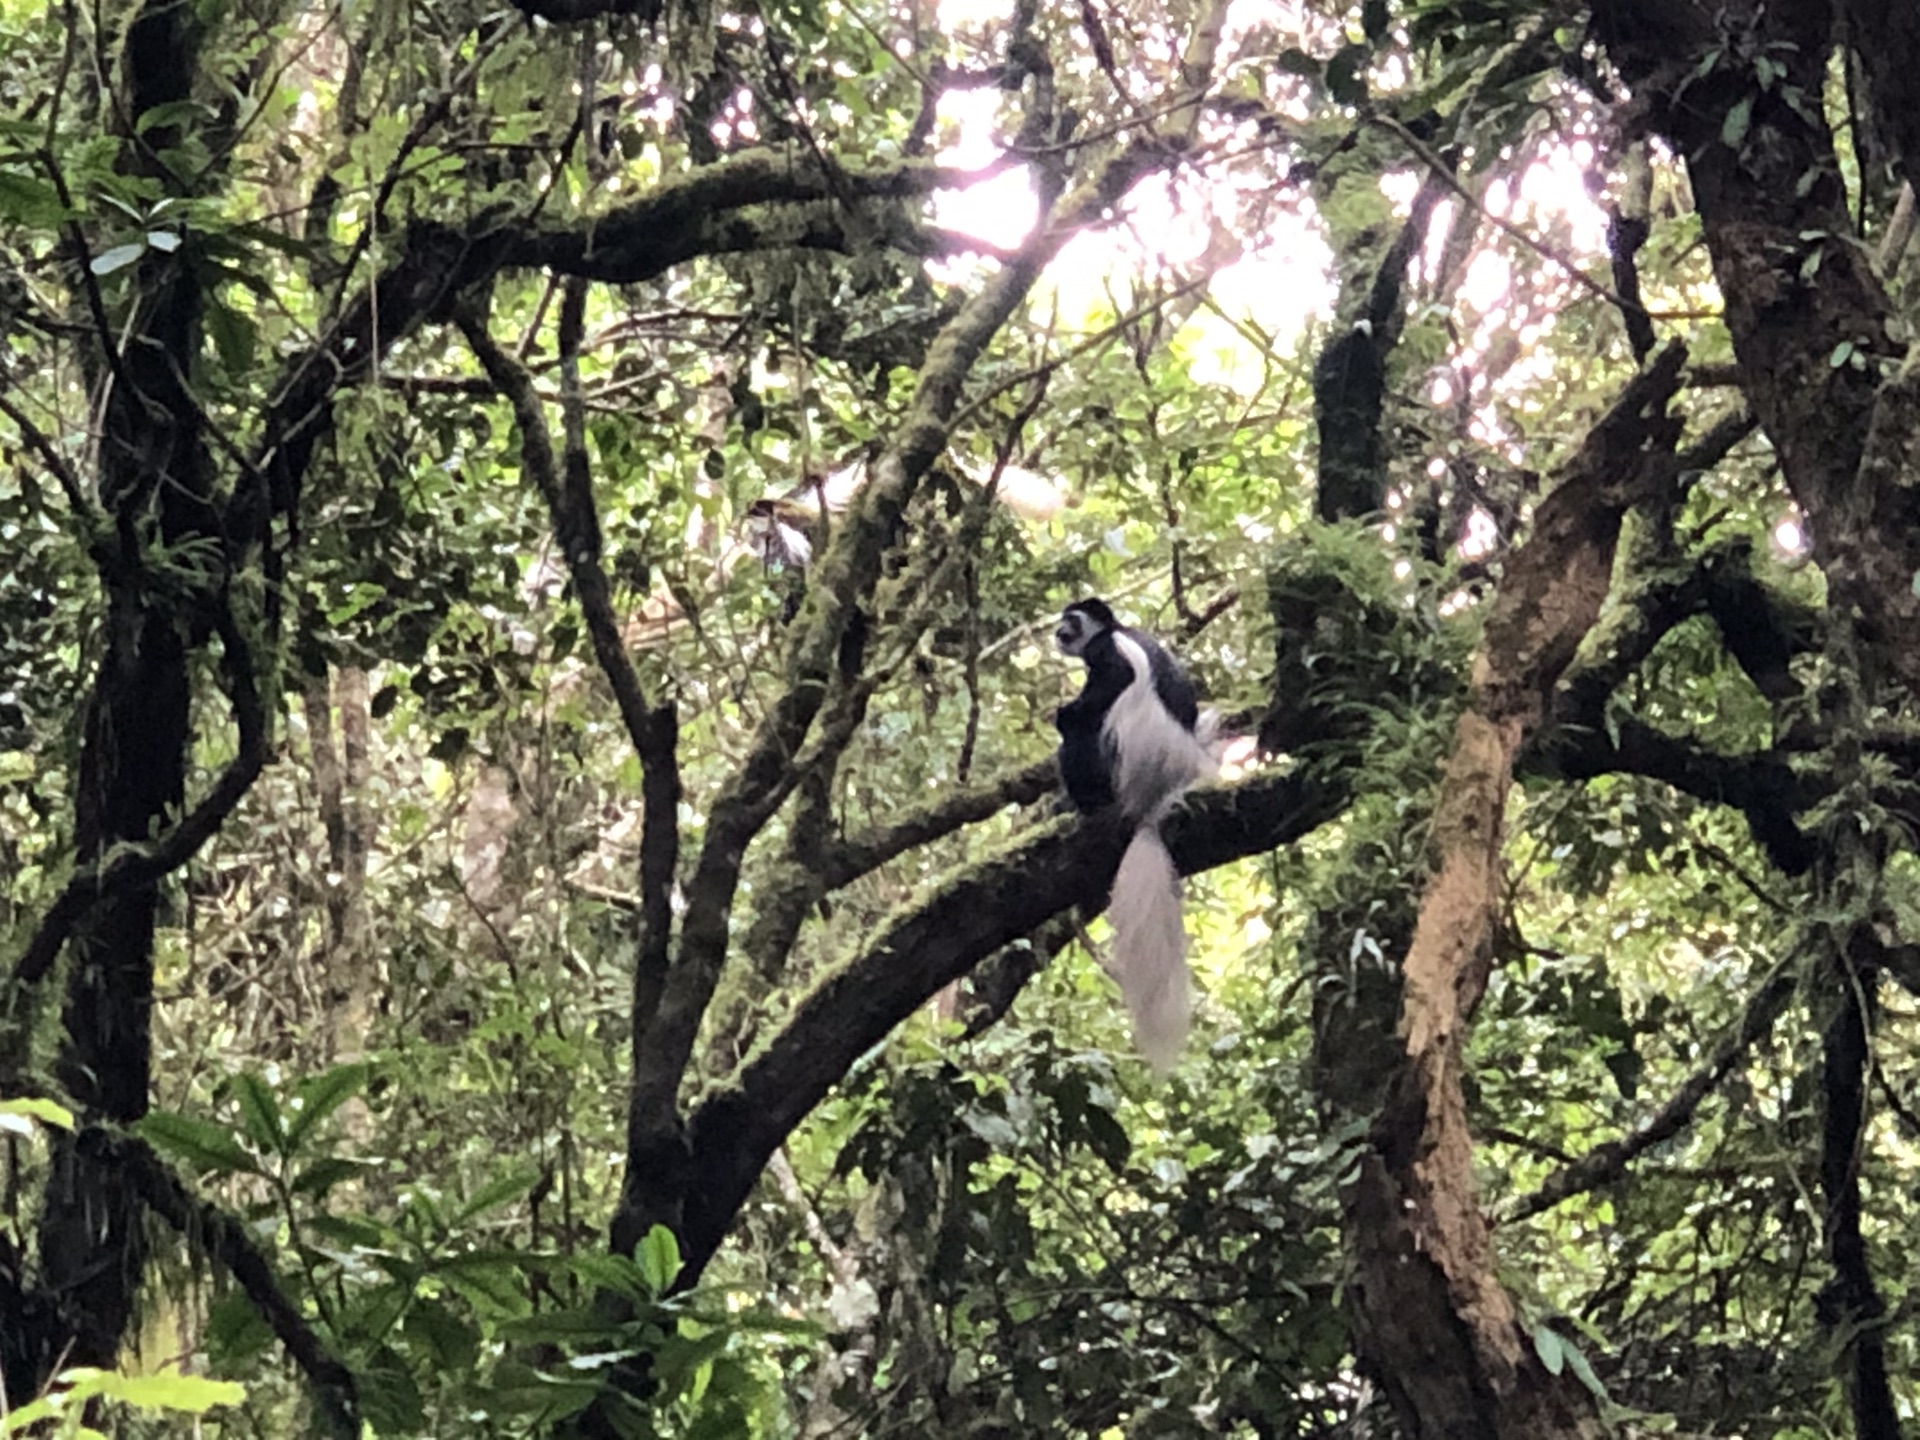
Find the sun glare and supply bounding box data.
[923,0,1616,417]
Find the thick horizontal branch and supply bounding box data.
[677,767,1350,1283]
[1501,960,1797,1223]
[1539,715,1815,875]
[821,756,1059,890]
[506,152,1008,282]
[247,151,1002,543]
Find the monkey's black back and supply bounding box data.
[1055,623,1199,814]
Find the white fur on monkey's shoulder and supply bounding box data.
[1104,630,1216,823]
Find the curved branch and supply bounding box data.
[1540,528,1819,875]
[1540,716,1815,876]
[456,296,683,1037]
[11,601,269,988]
[677,768,1349,1283]
[823,758,1059,890]
[0,385,93,518]
[506,153,1011,282]
[1501,960,1796,1223]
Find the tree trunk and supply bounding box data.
[1337,351,1688,1438]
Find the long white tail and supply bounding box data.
[1108,825,1191,1071]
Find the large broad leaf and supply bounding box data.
[637,1224,682,1294]
[95,1370,246,1413]
[137,1111,260,1177]
[0,170,67,227]
[230,1072,285,1156]
[453,1165,542,1225]
[285,1062,371,1149]
[204,297,257,380]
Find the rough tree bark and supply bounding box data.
[29,0,223,1391]
[1593,0,1920,706]
[1588,7,1920,1432]
[1348,345,1687,1440]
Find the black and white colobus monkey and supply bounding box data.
[1054,598,1216,1070]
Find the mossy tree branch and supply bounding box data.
[674,767,1350,1283]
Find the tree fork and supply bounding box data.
[1349,345,1688,1439]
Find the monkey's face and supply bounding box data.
[1055,604,1109,657]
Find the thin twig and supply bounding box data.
[1502,959,1797,1223]
[0,385,93,516]
[1372,114,1718,323]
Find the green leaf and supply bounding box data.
[0,1096,75,1132]
[1721,95,1753,150]
[454,1165,542,1226]
[306,1212,394,1251]
[0,170,68,227]
[145,229,181,253]
[567,1252,651,1300]
[652,1326,732,1388]
[285,1062,371,1149]
[485,1366,601,1420]
[290,1155,375,1197]
[137,1111,260,1176]
[434,1250,534,1312]
[89,242,146,277]
[403,1299,481,1369]
[134,100,207,136]
[498,1307,633,1344]
[0,1393,61,1432]
[231,1072,285,1156]
[95,1370,245,1413]
[1531,1322,1566,1376]
[1563,1337,1610,1399]
[219,220,316,261]
[204,298,257,379]
[637,1224,682,1294]
[204,1291,275,1365]
[358,1348,426,1434]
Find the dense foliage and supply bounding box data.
[3,0,1920,1436]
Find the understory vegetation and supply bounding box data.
[4,0,1920,1435]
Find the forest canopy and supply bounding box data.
[2,0,1919,1435]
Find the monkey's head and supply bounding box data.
[1056,598,1117,657]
